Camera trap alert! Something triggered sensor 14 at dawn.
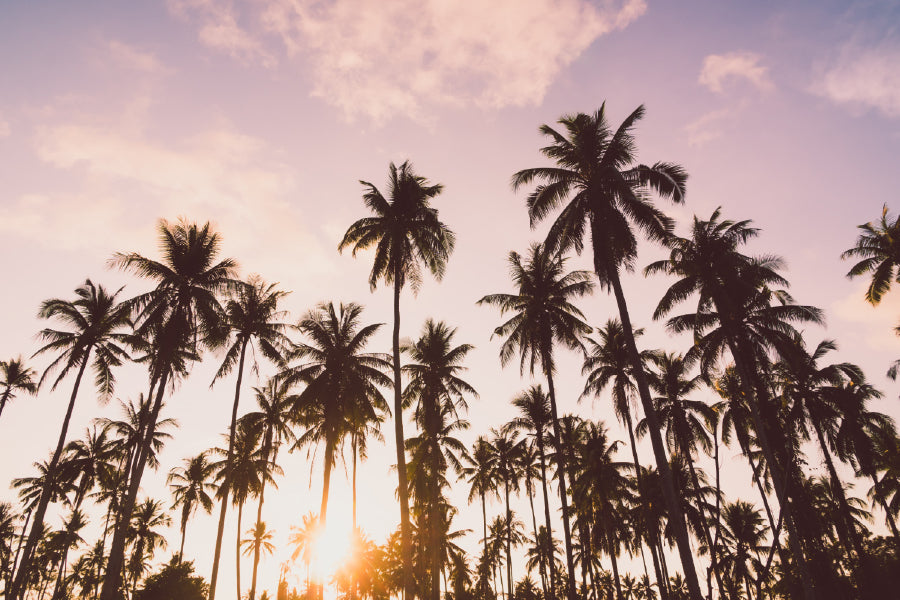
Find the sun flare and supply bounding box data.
[311,521,354,580]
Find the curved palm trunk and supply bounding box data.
[11,354,90,600]
[8,507,33,593]
[250,435,276,600]
[536,432,559,599]
[543,364,576,600]
[210,339,249,600]
[603,263,702,600]
[236,500,244,600]
[0,389,11,421]
[179,504,190,560]
[607,533,623,600]
[100,368,168,600]
[391,270,413,600]
[621,408,667,600]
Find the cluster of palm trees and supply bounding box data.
[2,102,900,600]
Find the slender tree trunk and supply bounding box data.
[504,478,513,600]
[608,535,623,600]
[543,359,576,600]
[527,477,549,599]
[8,507,33,593]
[249,433,275,600]
[179,517,187,561]
[711,425,723,600]
[0,390,9,421]
[391,268,413,600]
[537,433,559,599]
[100,368,168,600]
[482,491,489,596]
[352,433,358,532]
[11,354,90,600]
[604,264,702,600]
[210,339,249,600]
[236,500,244,600]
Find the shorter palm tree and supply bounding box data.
[168,452,217,559]
[0,357,38,420]
[241,522,275,563]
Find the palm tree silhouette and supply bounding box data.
[11,279,130,600]
[289,512,319,596]
[340,161,455,599]
[513,104,700,600]
[168,451,217,560]
[478,242,592,600]
[488,427,525,600]
[103,218,238,600]
[0,357,38,421]
[209,277,291,597]
[461,435,498,598]
[126,498,170,598]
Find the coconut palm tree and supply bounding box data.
[478,242,593,600]
[287,302,391,532]
[126,498,170,598]
[209,277,291,597]
[0,503,19,593]
[841,204,900,305]
[11,279,131,600]
[513,104,699,599]
[102,218,238,600]
[718,501,768,600]
[240,376,297,600]
[0,357,38,421]
[488,427,526,600]
[241,522,275,563]
[461,435,498,597]
[289,512,318,596]
[402,318,476,600]
[339,160,455,598]
[168,452,217,559]
[50,508,88,600]
[507,385,558,598]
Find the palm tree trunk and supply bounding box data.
[504,479,513,600]
[481,490,488,595]
[527,478,549,599]
[319,437,335,600]
[11,354,90,600]
[391,267,413,600]
[100,368,168,600]
[604,264,702,600]
[607,533,622,600]
[710,425,723,600]
[249,433,275,600]
[236,500,244,600]
[179,517,187,561]
[537,432,559,599]
[8,506,33,593]
[210,339,249,600]
[352,433,358,532]
[543,358,576,600]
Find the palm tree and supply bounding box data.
[339,160,455,598]
[241,522,275,563]
[512,104,699,599]
[240,376,296,600]
[50,508,88,600]
[11,279,130,600]
[0,502,20,593]
[287,302,391,531]
[489,427,525,600]
[841,204,900,305]
[209,277,291,597]
[478,242,593,600]
[402,318,476,600]
[507,385,558,598]
[0,357,38,420]
[168,452,217,559]
[102,218,238,600]
[718,501,768,600]
[126,498,170,598]
[461,435,498,598]
[289,512,318,596]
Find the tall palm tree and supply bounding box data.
[11,279,130,600]
[478,242,593,600]
[512,104,699,599]
[209,277,291,597]
[241,522,275,564]
[287,302,391,532]
[718,501,768,600]
[461,435,498,598]
[240,376,296,600]
[168,452,217,559]
[401,318,476,600]
[581,320,667,596]
[289,512,318,596]
[507,385,558,598]
[339,160,455,598]
[0,357,38,420]
[102,218,238,600]
[489,427,525,600]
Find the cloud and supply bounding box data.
[832,280,900,353]
[0,117,9,138]
[107,40,169,74]
[171,0,647,122]
[815,40,900,118]
[684,107,733,147]
[699,51,773,94]
[168,0,276,67]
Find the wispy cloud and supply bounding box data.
[699,51,773,94]
[169,0,277,67]
[107,40,170,74]
[814,39,900,118]
[684,107,734,147]
[169,0,647,122]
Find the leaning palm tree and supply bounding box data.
[168,452,217,559]
[477,242,593,600]
[339,161,455,598]
[10,279,130,600]
[101,218,238,600]
[512,104,700,599]
[209,277,291,597]
[0,357,38,420]
[286,302,391,531]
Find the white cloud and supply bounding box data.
[699,51,773,94]
[684,107,733,147]
[168,0,276,67]
[171,0,647,122]
[107,40,169,74]
[816,40,900,118]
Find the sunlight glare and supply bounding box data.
[311,519,353,581]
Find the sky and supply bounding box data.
[2,0,900,598]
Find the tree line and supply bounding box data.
[1,102,900,600]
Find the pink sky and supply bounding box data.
[2,1,900,598]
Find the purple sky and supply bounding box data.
[2,1,900,598]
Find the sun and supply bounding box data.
[311,520,353,581]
